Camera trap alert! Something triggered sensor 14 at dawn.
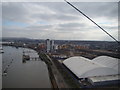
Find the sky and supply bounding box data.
[2,1,118,41]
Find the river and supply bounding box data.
[2,46,51,88]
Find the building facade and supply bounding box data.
[46,39,50,53]
[46,39,55,53]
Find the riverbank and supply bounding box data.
[2,46,51,88]
[38,53,70,88]
[38,53,58,88]
[2,45,76,88]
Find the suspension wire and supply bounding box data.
[64,0,119,44]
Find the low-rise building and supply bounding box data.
[63,56,120,87]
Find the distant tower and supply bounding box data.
[51,40,54,51]
[46,39,50,53]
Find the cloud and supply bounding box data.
[2,3,28,22]
[2,2,118,41]
[58,22,85,28]
[71,2,118,20]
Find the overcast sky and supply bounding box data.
[2,2,118,41]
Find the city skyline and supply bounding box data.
[2,2,118,41]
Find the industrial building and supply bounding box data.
[63,56,120,87]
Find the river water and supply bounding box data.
[2,46,51,88]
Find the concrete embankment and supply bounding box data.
[38,53,69,89]
[38,53,58,88]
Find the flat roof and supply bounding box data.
[89,75,120,83]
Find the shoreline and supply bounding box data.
[38,53,58,88]
[2,45,57,88]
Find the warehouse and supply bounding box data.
[63,56,119,87]
[88,75,119,86]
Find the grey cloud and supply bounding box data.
[2,3,28,21]
[34,2,118,20]
[55,22,86,32]
[104,26,118,30]
[31,2,74,14]
[2,2,118,41]
[71,2,118,19]
[2,2,117,23]
[31,13,80,22]
[59,22,85,28]
[26,24,54,31]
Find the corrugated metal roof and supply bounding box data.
[93,56,119,70]
[63,56,119,79]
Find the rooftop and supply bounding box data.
[63,56,119,79]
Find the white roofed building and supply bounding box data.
[63,56,120,87]
[93,56,119,72]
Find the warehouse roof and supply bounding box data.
[93,56,119,71]
[63,56,119,79]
